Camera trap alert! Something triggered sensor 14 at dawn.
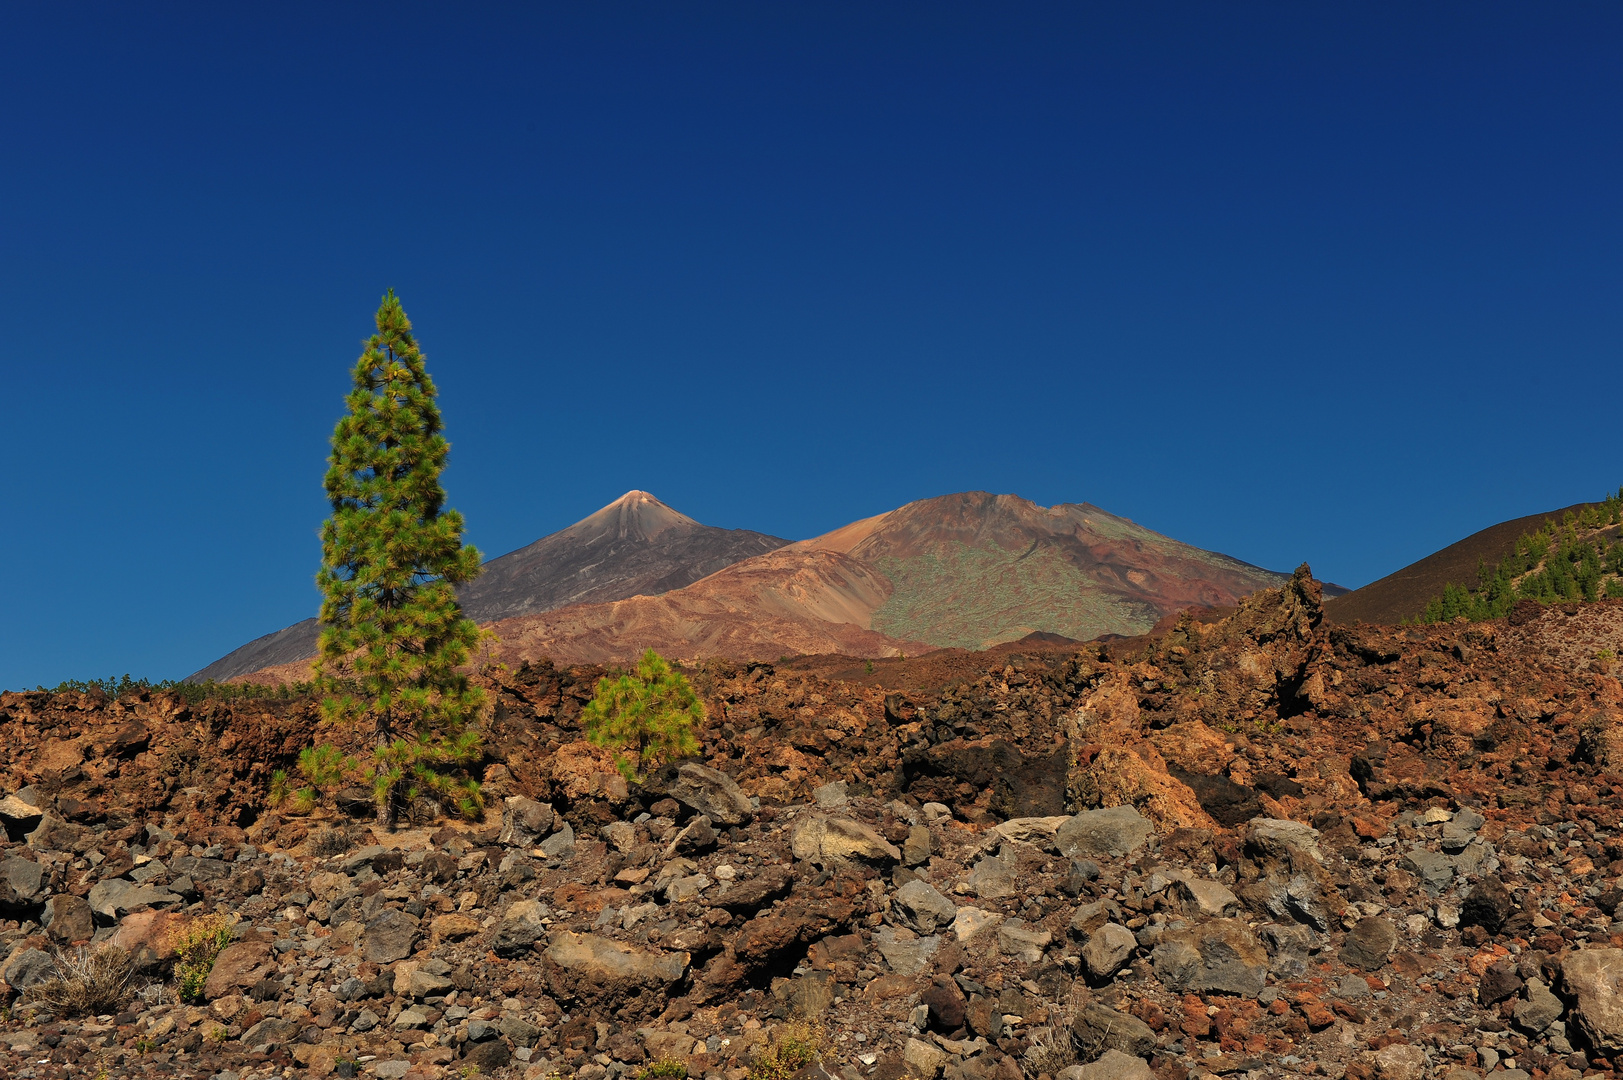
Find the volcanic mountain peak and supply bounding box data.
[563,489,700,543]
[188,490,787,682]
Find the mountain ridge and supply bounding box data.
[198,488,1296,679]
[482,490,1293,667]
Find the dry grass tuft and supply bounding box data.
[24,945,136,1016]
[307,825,359,857]
[1022,1004,1079,1080]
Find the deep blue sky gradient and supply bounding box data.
[4,4,1621,687]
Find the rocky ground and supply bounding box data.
[3,570,1623,1080]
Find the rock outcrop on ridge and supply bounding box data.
[4,569,1623,1080]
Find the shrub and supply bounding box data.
[171,913,235,1003]
[747,1021,824,1080]
[308,825,358,857]
[583,649,703,783]
[24,945,136,1016]
[636,1061,689,1080]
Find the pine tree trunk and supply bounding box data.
[375,712,396,830]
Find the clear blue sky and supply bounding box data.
[4,4,1621,688]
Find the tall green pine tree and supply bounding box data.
[316,291,486,827]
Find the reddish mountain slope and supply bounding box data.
[1323,501,1598,626]
[485,492,1290,666]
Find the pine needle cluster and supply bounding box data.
[315,291,487,825]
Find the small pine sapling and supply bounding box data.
[582,649,703,782]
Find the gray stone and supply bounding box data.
[1061,858,1101,896]
[663,874,710,904]
[25,813,82,852]
[539,820,576,859]
[499,1013,541,1045]
[874,926,941,975]
[1246,818,1323,863]
[1068,1049,1151,1080]
[1513,978,1565,1033]
[967,851,1018,898]
[1259,922,1322,980]
[41,894,94,943]
[0,794,43,823]
[362,909,419,963]
[665,762,755,826]
[1401,848,1456,894]
[903,825,933,867]
[1081,923,1137,980]
[392,1007,430,1030]
[498,796,555,847]
[1561,947,1623,1051]
[813,781,849,809]
[1334,974,1371,999]
[1442,808,1486,853]
[1,947,55,992]
[1339,917,1398,971]
[904,1036,950,1078]
[0,856,44,904]
[893,878,957,935]
[544,930,688,984]
[406,968,453,997]
[1373,1043,1428,1080]
[1283,874,1333,932]
[338,845,388,874]
[992,816,1073,848]
[86,879,180,922]
[996,918,1052,963]
[168,854,231,880]
[1452,841,1490,876]
[1070,899,1124,939]
[464,1041,513,1070]
[493,899,549,953]
[1072,1002,1156,1058]
[1150,919,1267,996]
[950,907,1002,943]
[790,814,899,864]
[349,1008,380,1032]
[601,821,637,852]
[1170,875,1239,918]
[243,1017,300,1047]
[1055,806,1154,860]
[664,815,717,857]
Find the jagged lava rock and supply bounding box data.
[791,814,900,864]
[1562,948,1623,1051]
[665,762,754,826]
[1054,806,1154,860]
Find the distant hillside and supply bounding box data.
[486,491,1294,666]
[1323,500,1605,626]
[189,491,787,682]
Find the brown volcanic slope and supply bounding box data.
[487,491,1292,666]
[1323,500,1596,626]
[189,491,787,682]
